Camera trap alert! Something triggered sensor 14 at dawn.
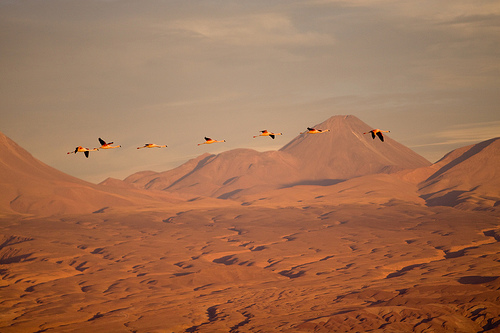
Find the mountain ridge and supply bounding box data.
[280,115,431,179]
[2,116,498,215]
[118,115,431,199]
[0,132,182,216]
[418,137,500,210]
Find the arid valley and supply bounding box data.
[1,116,499,332]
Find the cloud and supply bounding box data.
[410,121,500,148]
[311,0,500,22]
[167,13,335,48]
[444,13,500,27]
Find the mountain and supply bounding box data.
[120,149,300,199]
[0,132,181,216]
[418,137,500,210]
[119,115,431,199]
[121,153,213,190]
[233,137,500,212]
[280,115,431,179]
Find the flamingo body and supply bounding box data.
[67,146,99,158]
[137,143,167,149]
[198,137,226,145]
[301,127,330,134]
[99,138,121,149]
[253,130,282,139]
[363,129,390,142]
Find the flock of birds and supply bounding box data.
[67,128,390,158]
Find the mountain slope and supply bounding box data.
[170,149,300,199]
[280,115,431,179]
[119,149,300,199]
[418,137,500,210]
[121,153,213,190]
[120,115,431,199]
[0,132,180,216]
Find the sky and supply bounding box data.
[1,0,499,183]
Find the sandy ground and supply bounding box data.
[1,201,499,332]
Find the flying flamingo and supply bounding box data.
[301,127,330,134]
[98,138,121,149]
[253,130,282,139]
[67,146,99,158]
[198,137,226,146]
[137,143,167,149]
[364,129,390,142]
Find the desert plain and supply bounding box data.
[1,115,499,332]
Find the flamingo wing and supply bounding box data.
[370,131,376,139]
[270,134,275,139]
[376,131,384,142]
[98,138,106,146]
[84,151,89,158]
[205,137,212,141]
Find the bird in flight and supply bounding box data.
[67,146,99,158]
[137,143,167,149]
[364,129,390,142]
[301,127,330,134]
[198,137,226,146]
[253,130,282,139]
[98,138,121,149]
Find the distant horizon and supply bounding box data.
[2,1,499,183]
[3,120,499,186]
